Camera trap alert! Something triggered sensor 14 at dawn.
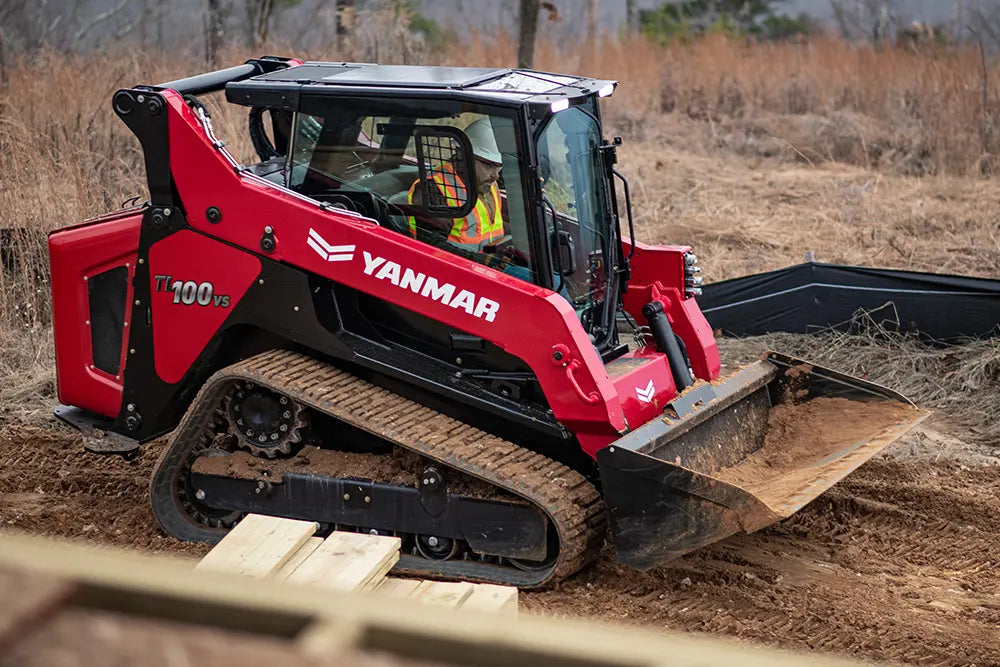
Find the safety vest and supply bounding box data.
[407,165,503,251]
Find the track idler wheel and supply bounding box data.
[227,382,305,458]
[415,534,461,560]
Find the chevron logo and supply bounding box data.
[307,228,355,262]
[635,379,655,403]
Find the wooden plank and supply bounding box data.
[195,515,317,578]
[0,533,867,667]
[376,578,422,598]
[274,537,324,581]
[285,532,400,592]
[0,568,77,657]
[460,583,518,617]
[407,581,474,608]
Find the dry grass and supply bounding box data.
[0,27,998,425]
[718,313,1000,448]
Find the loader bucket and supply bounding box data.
[597,352,927,570]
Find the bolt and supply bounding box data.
[138,258,144,264]
[195,489,206,501]
[293,306,300,312]
[553,350,564,361]
[129,348,135,354]
[258,434,267,442]
[427,536,440,547]
[85,320,90,326]
[343,493,351,501]
[127,403,135,413]
[246,429,254,436]
[163,208,172,217]
[264,225,273,234]
[137,95,145,103]
[270,433,279,440]
[279,424,287,432]
[258,279,264,285]
[134,299,140,306]
[364,496,371,504]
[369,529,378,535]
[455,357,463,365]
[279,397,287,405]
[282,411,291,419]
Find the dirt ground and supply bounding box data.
[2,417,998,666]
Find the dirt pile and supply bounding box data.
[714,396,920,493]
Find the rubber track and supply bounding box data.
[162,350,607,588]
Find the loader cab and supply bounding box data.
[228,64,624,349]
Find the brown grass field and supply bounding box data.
[1,27,1000,665]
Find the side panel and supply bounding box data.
[147,231,262,383]
[49,212,142,417]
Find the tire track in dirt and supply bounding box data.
[524,458,1000,667]
[3,424,998,665]
[0,424,208,558]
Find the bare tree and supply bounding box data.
[247,0,275,50]
[626,0,638,34]
[517,0,540,69]
[206,0,226,66]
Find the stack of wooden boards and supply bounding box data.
[0,531,866,667]
[195,513,518,616]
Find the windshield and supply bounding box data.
[286,102,537,284]
[536,107,612,339]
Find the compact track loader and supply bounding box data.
[48,58,925,587]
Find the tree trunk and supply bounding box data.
[517,0,539,69]
[206,0,224,66]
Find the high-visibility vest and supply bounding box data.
[407,165,503,250]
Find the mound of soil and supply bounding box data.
[713,396,920,500]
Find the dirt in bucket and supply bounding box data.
[712,396,921,494]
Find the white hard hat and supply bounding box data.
[464,118,502,165]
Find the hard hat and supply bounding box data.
[464,118,502,165]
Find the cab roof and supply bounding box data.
[225,61,616,112]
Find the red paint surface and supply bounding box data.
[49,211,141,417]
[147,231,261,383]
[622,239,721,381]
[609,350,677,429]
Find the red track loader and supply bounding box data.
[48,58,925,586]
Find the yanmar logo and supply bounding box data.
[307,228,355,262]
[635,379,655,403]
[362,251,500,322]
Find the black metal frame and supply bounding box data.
[190,471,550,560]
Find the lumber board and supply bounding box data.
[274,537,324,581]
[376,578,423,598]
[0,568,76,656]
[407,581,474,608]
[195,514,317,577]
[285,531,400,592]
[0,533,867,667]
[461,583,519,617]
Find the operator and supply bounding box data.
[406,118,504,252]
